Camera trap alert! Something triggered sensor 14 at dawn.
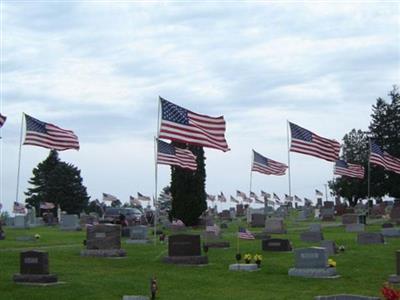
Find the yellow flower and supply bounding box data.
[254,254,263,261]
[328,258,336,267]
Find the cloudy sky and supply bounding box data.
[0,1,399,212]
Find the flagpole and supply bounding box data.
[286,120,292,197]
[153,98,161,245]
[15,113,24,203]
[249,150,253,200]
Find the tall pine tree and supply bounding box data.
[25,150,90,214]
[170,143,207,226]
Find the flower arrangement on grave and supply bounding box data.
[381,282,400,300]
[254,254,262,267]
[244,254,252,264]
[328,258,336,267]
[338,245,345,252]
[34,234,40,240]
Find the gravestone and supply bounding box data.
[300,231,324,243]
[346,224,365,233]
[317,198,323,207]
[370,205,385,219]
[80,215,98,227]
[320,240,338,256]
[265,219,287,234]
[203,226,230,248]
[342,214,359,225]
[13,250,58,284]
[390,206,400,222]
[60,214,80,231]
[254,232,271,240]
[381,228,400,238]
[126,225,149,244]
[229,208,236,219]
[236,204,244,217]
[335,204,347,216]
[358,215,367,225]
[27,208,37,227]
[309,224,322,232]
[251,214,265,227]
[288,247,338,278]
[14,215,29,229]
[262,238,292,252]
[314,295,380,300]
[320,208,335,221]
[357,232,384,245]
[219,210,231,221]
[168,221,186,233]
[382,223,394,228]
[345,207,355,214]
[297,210,308,221]
[163,234,208,265]
[324,201,334,208]
[388,250,400,283]
[0,224,5,240]
[81,224,126,257]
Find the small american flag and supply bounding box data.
[230,195,239,203]
[206,193,216,201]
[0,113,6,128]
[103,193,119,203]
[370,142,400,174]
[23,114,79,151]
[249,191,257,198]
[13,201,26,214]
[137,192,151,201]
[129,196,142,206]
[294,195,302,203]
[40,202,55,209]
[159,97,229,152]
[261,191,271,199]
[157,139,197,171]
[255,198,264,204]
[252,150,288,176]
[218,192,227,202]
[284,194,293,202]
[238,227,255,240]
[273,193,281,203]
[289,122,339,162]
[304,198,313,205]
[315,189,323,196]
[236,190,247,199]
[334,160,365,178]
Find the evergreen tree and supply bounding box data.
[369,86,400,197]
[170,143,207,226]
[25,150,90,214]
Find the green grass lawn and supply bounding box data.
[0,217,397,300]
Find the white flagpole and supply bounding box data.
[367,137,371,199]
[153,97,161,245]
[287,120,292,196]
[15,113,25,203]
[249,150,254,200]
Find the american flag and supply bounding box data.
[255,198,264,204]
[334,160,365,178]
[315,189,323,196]
[23,114,79,151]
[218,192,227,202]
[13,201,26,214]
[238,227,255,240]
[370,142,400,174]
[206,193,216,201]
[261,191,271,199]
[294,195,302,203]
[129,196,142,206]
[236,190,247,199]
[137,192,151,201]
[158,97,229,152]
[230,195,239,203]
[249,191,257,198]
[252,150,288,176]
[304,198,313,205]
[284,194,293,202]
[157,139,197,171]
[40,202,55,209]
[273,193,281,204]
[0,113,6,128]
[103,193,119,203]
[289,122,340,162]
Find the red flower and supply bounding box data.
[382,285,400,300]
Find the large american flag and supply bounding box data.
[334,160,365,179]
[252,150,288,176]
[13,201,26,214]
[284,194,293,202]
[0,113,6,128]
[129,196,141,206]
[273,193,281,204]
[294,195,302,202]
[370,142,400,174]
[23,114,79,151]
[158,97,229,152]
[206,193,216,201]
[218,192,227,202]
[238,227,255,240]
[157,139,197,171]
[289,122,339,162]
[102,193,119,203]
[315,189,323,196]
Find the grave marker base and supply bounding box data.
[80,249,126,257]
[229,264,259,272]
[288,267,339,278]
[13,273,58,284]
[162,256,208,265]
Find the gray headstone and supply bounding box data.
[382,228,400,237]
[294,247,328,269]
[342,214,359,225]
[251,213,265,227]
[86,224,122,250]
[314,295,380,300]
[300,231,324,242]
[357,232,384,245]
[14,215,29,229]
[309,224,322,232]
[265,219,286,234]
[262,238,292,252]
[346,224,365,233]
[320,240,338,256]
[60,214,80,231]
[129,225,148,240]
[168,234,201,257]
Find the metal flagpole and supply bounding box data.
[153,98,161,245]
[324,184,328,202]
[286,120,292,196]
[15,113,24,203]
[249,150,254,199]
[367,137,371,199]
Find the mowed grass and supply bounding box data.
[0,217,397,300]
